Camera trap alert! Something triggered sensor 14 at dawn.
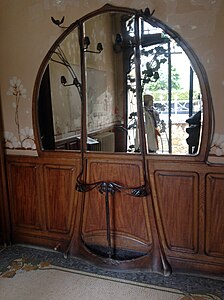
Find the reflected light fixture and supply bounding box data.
[51,46,82,93]
[113,33,124,53]
[61,75,80,87]
[83,36,103,53]
[113,33,133,53]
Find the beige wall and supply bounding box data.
[0,0,224,162]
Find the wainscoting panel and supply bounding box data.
[154,170,199,254]
[43,164,78,234]
[7,162,43,231]
[82,159,152,251]
[205,173,224,258]
[6,156,81,251]
[5,155,224,275]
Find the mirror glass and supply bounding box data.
[84,12,140,153]
[139,21,202,154]
[38,8,203,155]
[84,13,123,152]
[39,27,82,150]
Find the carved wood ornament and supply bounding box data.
[4,4,218,277]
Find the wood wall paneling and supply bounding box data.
[82,160,152,251]
[6,157,81,250]
[7,162,42,231]
[205,174,224,258]
[154,171,199,254]
[5,155,224,275]
[44,164,78,234]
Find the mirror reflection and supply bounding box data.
[38,9,202,155]
[39,28,81,150]
[85,13,122,152]
[140,27,202,154]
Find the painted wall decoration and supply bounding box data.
[210,133,224,156]
[87,68,115,133]
[4,76,36,150]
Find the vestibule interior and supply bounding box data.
[1,3,224,278]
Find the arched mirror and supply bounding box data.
[33,4,212,272]
[35,4,211,156]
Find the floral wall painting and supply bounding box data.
[210,133,224,157]
[4,76,36,150]
[3,76,224,158]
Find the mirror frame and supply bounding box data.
[33,3,213,161]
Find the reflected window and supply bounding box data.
[125,18,202,154]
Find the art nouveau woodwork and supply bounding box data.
[205,174,224,258]
[6,156,81,251]
[8,163,42,230]
[147,159,224,274]
[82,158,152,252]
[44,164,77,234]
[1,4,224,278]
[5,154,224,276]
[154,170,199,254]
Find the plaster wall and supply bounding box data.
[0,0,224,162]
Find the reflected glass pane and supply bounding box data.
[85,12,136,153]
[39,28,82,150]
[85,13,116,152]
[141,20,202,155]
[126,53,140,153]
[37,9,203,155]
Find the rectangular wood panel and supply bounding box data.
[205,174,224,258]
[155,171,199,253]
[44,164,77,234]
[7,163,42,230]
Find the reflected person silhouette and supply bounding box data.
[144,95,160,153]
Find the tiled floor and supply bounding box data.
[0,244,223,299]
